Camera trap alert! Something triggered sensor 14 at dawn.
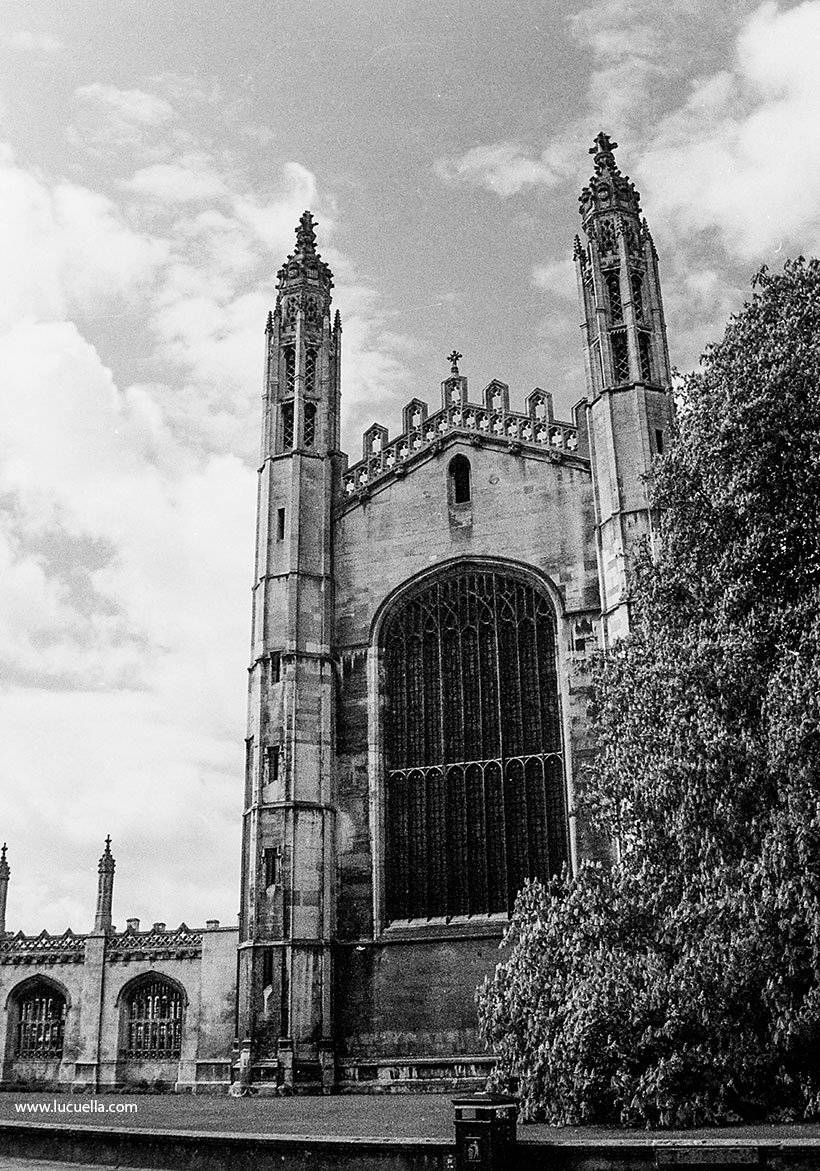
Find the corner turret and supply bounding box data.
[575,133,674,642]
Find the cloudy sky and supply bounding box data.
[1,0,819,934]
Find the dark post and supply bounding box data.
[452,1092,518,1170]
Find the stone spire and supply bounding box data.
[94,835,115,933]
[0,843,9,936]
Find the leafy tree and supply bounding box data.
[478,259,820,1127]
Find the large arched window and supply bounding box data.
[122,978,183,1059]
[382,565,567,921]
[16,983,66,1058]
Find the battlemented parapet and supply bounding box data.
[342,376,586,503]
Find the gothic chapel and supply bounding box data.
[0,135,673,1093]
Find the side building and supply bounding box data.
[0,842,237,1093]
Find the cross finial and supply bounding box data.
[104,835,111,852]
[590,131,618,159]
[447,350,463,375]
[295,210,317,256]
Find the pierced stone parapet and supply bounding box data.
[107,922,203,962]
[0,928,87,965]
[342,395,581,499]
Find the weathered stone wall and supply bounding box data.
[332,430,601,1066]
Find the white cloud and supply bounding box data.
[532,257,577,299]
[75,83,174,128]
[435,141,573,198]
[2,29,63,53]
[69,84,177,155]
[640,0,820,259]
[122,154,228,203]
[0,152,168,329]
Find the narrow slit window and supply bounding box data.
[270,652,281,683]
[449,455,471,504]
[262,947,275,986]
[281,403,294,450]
[304,402,316,449]
[266,745,280,783]
[655,428,665,454]
[263,846,282,888]
[276,508,286,541]
[639,333,652,382]
[631,272,645,322]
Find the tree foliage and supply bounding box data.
[478,258,820,1127]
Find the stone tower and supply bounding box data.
[575,132,674,644]
[237,212,342,1090]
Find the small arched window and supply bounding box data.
[449,455,471,504]
[281,401,294,450]
[123,978,183,1059]
[284,346,296,395]
[305,348,317,395]
[16,984,66,1058]
[303,401,317,449]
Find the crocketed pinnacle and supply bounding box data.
[0,843,8,880]
[98,835,115,875]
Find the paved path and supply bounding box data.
[0,1162,166,1171]
[4,1092,820,1146]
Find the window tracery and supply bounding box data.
[16,986,66,1058]
[304,401,317,449]
[305,348,317,395]
[638,332,652,382]
[610,330,629,383]
[123,979,183,1059]
[382,568,567,920]
[284,346,296,396]
[605,269,622,322]
[282,402,294,449]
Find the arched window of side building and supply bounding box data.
[380,564,568,922]
[121,976,184,1059]
[15,981,66,1058]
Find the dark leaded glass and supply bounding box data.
[17,990,65,1058]
[383,568,567,920]
[124,980,183,1059]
